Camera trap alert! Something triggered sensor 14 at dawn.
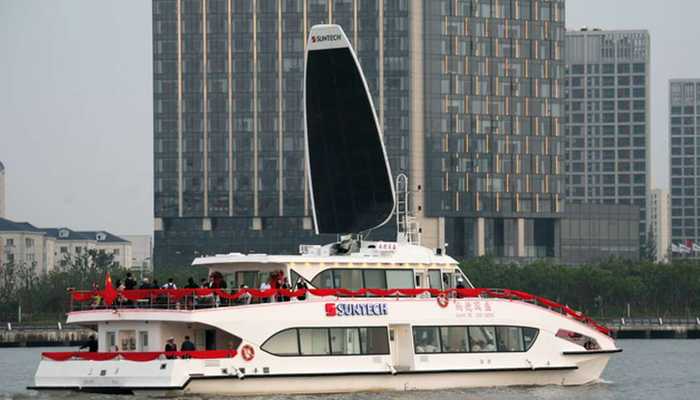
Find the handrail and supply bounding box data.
[68,287,610,335]
[42,349,237,362]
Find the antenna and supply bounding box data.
[395,174,421,245]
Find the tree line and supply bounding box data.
[2,254,699,323]
[461,257,700,319]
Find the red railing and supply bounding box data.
[68,287,609,335]
[42,349,237,362]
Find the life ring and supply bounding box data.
[437,294,449,308]
[241,344,255,361]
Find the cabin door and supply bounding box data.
[388,324,413,371]
[415,271,426,288]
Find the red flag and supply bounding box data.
[102,272,118,305]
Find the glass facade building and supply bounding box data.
[153,0,565,267]
[564,29,650,244]
[669,79,700,255]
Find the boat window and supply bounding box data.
[523,327,539,351]
[359,327,390,354]
[333,270,363,290]
[469,326,497,352]
[106,331,116,351]
[428,269,442,289]
[234,271,258,289]
[440,326,469,353]
[363,270,387,289]
[386,270,414,289]
[299,328,331,355]
[311,270,334,288]
[496,326,525,352]
[261,328,300,356]
[413,327,441,353]
[555,329,600,350]
[330,328,362,355]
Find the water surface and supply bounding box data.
[1,340,698,400]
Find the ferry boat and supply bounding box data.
[31,25,620,396]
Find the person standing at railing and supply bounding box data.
[79,335,98,352]
[260,279,272,303]
[164,337,177,359]
[294,278,308,301]
[279,277,291,302]
[124,272,137,290]
[181,336,196,351]
[184,277,198,308]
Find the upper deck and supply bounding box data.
[192,241,459,271]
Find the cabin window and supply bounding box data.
[428,269,442,289]
[413,327,441,353]
[496,326,525,352]
[106,331,116,351]
[261,328,299,356]
[386,270,414,289]
[311,270,334,288]
[555,329,600,350]
[299,328,330,355]
[363,270,387,289]
[413,326,539,354]
[440,327,469,353]
[523,327,539,351]
[312,269,415,290]
[469,327,497,352]
[333,270,363,290]
[262,327,389,356]
[359,327,390,354]
[330,328,361,355]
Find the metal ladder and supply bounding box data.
[395,174,421,245]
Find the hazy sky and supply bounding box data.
[1,1,697,235]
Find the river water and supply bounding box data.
[1,340,698,400]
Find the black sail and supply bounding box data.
[304,25,395,235]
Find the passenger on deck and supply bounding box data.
[124,272,137,290]
[162,278,177,289]
[279,277,291,302]
[455,278,466,298]
[260,279,272,303]
[139,277,151,289]
[79,335,98,352]
[151,279,160,289]
[181,336,196,351]
[200,278,208,288]
[239,284,252,305]
[294,278,308,301]
[165,337,177,359]
[185,277,198,289]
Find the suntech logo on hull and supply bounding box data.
[311,34,342,43]
[325,303,388,317]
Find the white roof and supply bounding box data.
[192,241,458,268]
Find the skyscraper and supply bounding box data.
[0,161,5,219]
[564,29,650,243]
[153,0,565,267]
[669,79,700,257]
[649,188,670,262]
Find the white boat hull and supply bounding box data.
[33,354,611,395]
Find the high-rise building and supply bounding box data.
[0,161,5,219]
[649,188,670,263]
[669,79,700,257]
[564,29,650,243]
[153,0,566,267]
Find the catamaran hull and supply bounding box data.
[32,354,611,395]
[185,361,611,395]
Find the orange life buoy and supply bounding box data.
[437,294,449,308]
[241,344,255,361]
